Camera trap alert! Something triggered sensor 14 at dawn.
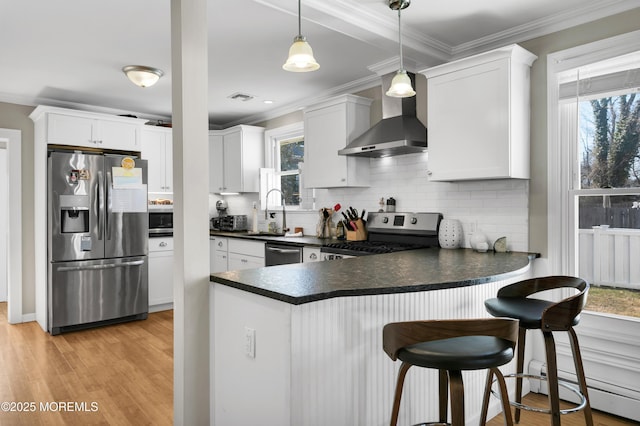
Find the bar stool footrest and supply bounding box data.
[489,373,587,415]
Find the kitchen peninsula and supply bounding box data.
[210,248,535,425]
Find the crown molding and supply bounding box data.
[450,0,640,58]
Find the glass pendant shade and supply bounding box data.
[386,69,416,97]
[386,0,415,98]
[283,37,320,72]
[122,65,163,88]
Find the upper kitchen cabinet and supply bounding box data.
[30,105,146,151]
[209,125,264,193]
[303,94,372,188]
[422,44,537,181]
[141,126,173,193]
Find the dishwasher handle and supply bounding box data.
[266,246,302,255]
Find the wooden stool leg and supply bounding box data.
[448,370,464,426]
[438,369,449,424]
[514,327,526,423]
[390,362,411,426]
[568,327,594,426]
[492,367,514,426]
[480,369,494,425]
[543,331,561,426]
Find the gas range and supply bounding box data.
[321,212,442,259]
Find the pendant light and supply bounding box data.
[122,65,164,88]
[283,0,320,72]
[386,0,415,98]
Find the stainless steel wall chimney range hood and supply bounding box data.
[338,72,427,158]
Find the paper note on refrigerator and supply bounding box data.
[112,167,143,187]
[111,184,148,213]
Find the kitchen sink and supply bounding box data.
[247,231,286,237]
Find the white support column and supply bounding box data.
[171,0,210,424]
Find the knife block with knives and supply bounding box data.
[346,219,367,241]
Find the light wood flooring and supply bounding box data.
[1,303,637,425]
[0,303,173,425]
[485,386,638,426]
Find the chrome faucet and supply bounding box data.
[264,188,288,233]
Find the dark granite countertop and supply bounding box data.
[210,230,327,247]
[210,248,536,305]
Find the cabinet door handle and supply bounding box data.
[309,253,317,260]
[159,242,167,247]
[218,242,223,247]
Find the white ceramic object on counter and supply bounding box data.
[438,219,463,249]
[470,231,488,251]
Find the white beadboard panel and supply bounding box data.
[289,273,530,426]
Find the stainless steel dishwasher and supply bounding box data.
[265,243,302,266]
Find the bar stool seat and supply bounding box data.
[383,318,519,426]
[483,276,594,426]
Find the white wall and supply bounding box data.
[0,143,7,302]
[215,152,529,252]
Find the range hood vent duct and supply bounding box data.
[338,72,427,158]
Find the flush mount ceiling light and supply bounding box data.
[386,0,416,98]
[122,65,164,88]
[282,0,319,72]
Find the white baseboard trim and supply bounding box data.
[21,312,37,323]
[149,303,173,313]
[528,359,640,422]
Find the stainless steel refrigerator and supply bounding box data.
[48,149,149,335]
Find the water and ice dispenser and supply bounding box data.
[59,194,89,232]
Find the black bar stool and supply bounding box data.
[383,318,519,426]
[483,276,594,425]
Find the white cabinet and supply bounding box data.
[303,94,372,188]
[34,107,145,151]
[422,44,537,181]
[148,237,174,309]
[141,126,173,193]
[209,125,264,193]
[303,246,321,263]
[227,239,265,271]
[210,236,229,273]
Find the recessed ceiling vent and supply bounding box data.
[228,92,255,102]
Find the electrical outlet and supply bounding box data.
[245,327,256,358]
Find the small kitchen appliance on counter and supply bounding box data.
[211,214,248,232]
[321,212,442,260]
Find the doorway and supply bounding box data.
[0,128,22,324]
[0,142,7,302]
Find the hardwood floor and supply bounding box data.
[0,303,173,426]
[486,391,639,426]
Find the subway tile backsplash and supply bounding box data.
[212,153,529,251]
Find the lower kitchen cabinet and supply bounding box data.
[148,237,173,310]
[303,246,321,263]
[210,236,229,273]
[227,239,265,271]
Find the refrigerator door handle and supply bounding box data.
[106,169,112,240]
[56,259,145,272]
[97,170,104,241]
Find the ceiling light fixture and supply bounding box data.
[282,0,319,72]
[386,0,415,98]
[122,65,164,88]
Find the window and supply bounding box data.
[277,135,304,206]
[263,123,313,210]
[559,51,640,318]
